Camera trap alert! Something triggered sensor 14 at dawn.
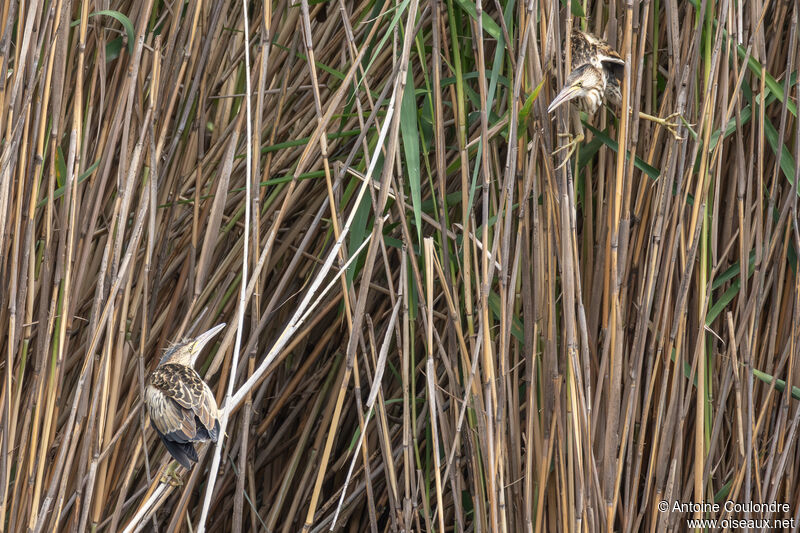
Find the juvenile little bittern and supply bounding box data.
[548,31,625,164]
[548,30,682,164]
[145,323,225,469]
[567,30,625,105]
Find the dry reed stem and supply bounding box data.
[2,1,800,532]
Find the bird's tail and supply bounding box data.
[162,438,198,469]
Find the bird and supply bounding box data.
[548,30,626,165]
[548,62,614,116]
[548,29,683,165]
[145,323,225,470]
[549,30,625,114]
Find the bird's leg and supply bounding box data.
[553,111,584,170]
[638,111,686,140]
[159,461,184,487]
[553,132,583,170]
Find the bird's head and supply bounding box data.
[547,64,605,115]
[159,323,226,367]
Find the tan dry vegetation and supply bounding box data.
[1,0,799,532]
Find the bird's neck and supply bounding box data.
[579,90,602,115]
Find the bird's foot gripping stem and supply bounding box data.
[552,132,584,170]
[639,112,686,140]
[160,462,184,487]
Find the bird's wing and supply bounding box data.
[573,30,624,66]
[569,32,594,67]
[146,375,197,442]
[198,379,221,441]
[598,50,624,66]
[159,437,198,469]
[151,364,220,440]
[595,36,624,66]
[577,30,602,46]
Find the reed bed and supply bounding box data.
[1,0,799,531]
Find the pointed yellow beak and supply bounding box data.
[548,85,582,114]
[189,323,226,358]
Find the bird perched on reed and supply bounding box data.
[548,30,625,164]
[548,29,682,165]
[145,323,225,471]
[548,30,625,115]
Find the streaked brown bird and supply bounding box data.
[548,30,625,164]
[548,29,682,165]
[145,323,225,469]
[549,31,625,113]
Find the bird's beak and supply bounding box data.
[190,323,226,357]
[547,85,581,114]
